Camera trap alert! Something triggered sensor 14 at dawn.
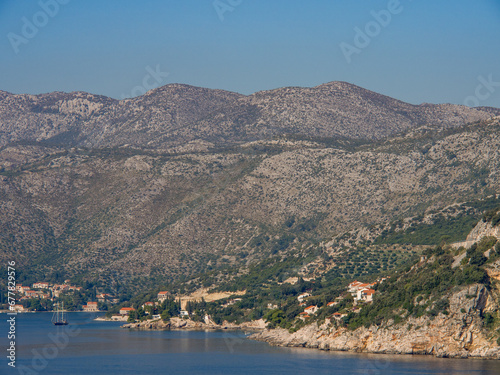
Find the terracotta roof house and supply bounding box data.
[304,305,319,314]
[157,291,171,302]
[119,307,136,315]
[357,288,376,302]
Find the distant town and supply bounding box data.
[6,280,118,313]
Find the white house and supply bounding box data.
[297,293,311,302]
[304,305,318,315]
[32,282,50,289]
[355,288,375,303]
[12,304,25,312]
[82,302,99,312]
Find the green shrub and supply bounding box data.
[469,252,487,266]
[483,312,495,329]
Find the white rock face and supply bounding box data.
[453,220,500,249]
[251,285,500,359]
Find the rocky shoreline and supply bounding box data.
[250,284,500,360]
[121,317,266,332]
[117,283,500,359]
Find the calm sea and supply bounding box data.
[1,312,499,374]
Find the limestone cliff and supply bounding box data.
[251,284,500,359]
[453,220,500,249]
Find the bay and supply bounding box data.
[1,312,499,374]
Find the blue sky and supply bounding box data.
[0,0,499,106]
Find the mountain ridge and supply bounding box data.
[1,81,499,150]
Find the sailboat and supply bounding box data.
[51,302,69,325]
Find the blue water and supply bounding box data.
[1,312,499,374]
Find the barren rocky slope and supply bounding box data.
[0,117,499,288]
[1,82,499,149]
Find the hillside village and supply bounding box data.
[101,276,389,328]
[5,270,389,328]
[8,280,117,312]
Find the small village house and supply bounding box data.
[332,312,346,321]
[12,304,25,312]
[32,282,50,289]
[304,305,318,315]
[119,307,135,315]
[348,280,376,296]
[25,290,39,298]
[142,302,156,314]
[16,285,30,293]
[298,312,310,321]
[157,291,171,302]
[297,293,311,302]
[356,288,375,303]
[82,302,99,312]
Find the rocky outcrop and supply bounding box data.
[122,317,266,332]
[452,220,500,249]
[122,318,171,330]
[251,284,500,359]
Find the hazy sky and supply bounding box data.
[1,0,499,107]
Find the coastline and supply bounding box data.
[249,325,500,360]
[94,315,128,322]
[120,317,267,332]
[250,284,500,360]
